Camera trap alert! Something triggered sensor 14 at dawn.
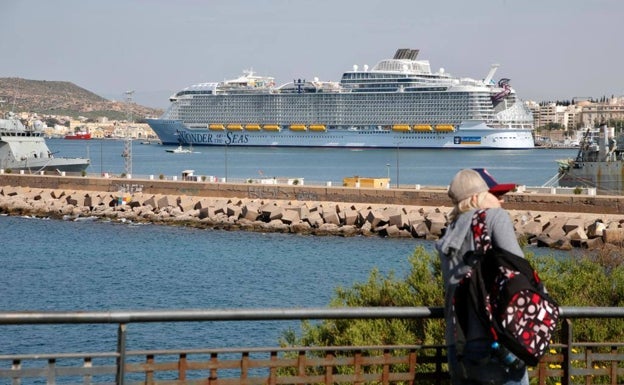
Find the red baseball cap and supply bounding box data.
[472,168,516,197]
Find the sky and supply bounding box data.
[1,0,622,109]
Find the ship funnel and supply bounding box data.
[598,123,616,161]
[483,64,500,85]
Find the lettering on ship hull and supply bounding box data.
[454,136,482,145]
[178,131,250,145]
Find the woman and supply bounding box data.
[435,168,528,385]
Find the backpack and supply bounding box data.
[453,209,560,367]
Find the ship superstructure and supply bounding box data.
[558,124,624,194]
[0,112,90,173]
[147,49,534,149]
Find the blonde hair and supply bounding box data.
[448,191,490,222]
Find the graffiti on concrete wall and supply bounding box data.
[247,186,318,201]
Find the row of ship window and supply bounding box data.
[184,103,486,112]
[195,92,487,101]
[196,102,489,111]
[183,112,491,121]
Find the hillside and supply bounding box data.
[0,78,163,121]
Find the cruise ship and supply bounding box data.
[147,49,535,149]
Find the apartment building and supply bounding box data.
[527,97,624,131]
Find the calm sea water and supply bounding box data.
[1,142,576,355]
[0,215,421,354]
[49,139,577,187]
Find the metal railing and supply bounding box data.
[1,307,623,385]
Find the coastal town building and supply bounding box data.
[576,98,624,129]
[527,97,624,132]
[8,112,157,140]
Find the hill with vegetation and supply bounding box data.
[0,77,162,121]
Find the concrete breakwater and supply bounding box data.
[1,180,624,250]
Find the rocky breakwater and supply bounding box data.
[1,186,624,251]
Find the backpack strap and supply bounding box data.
[453,210,493,360]
[471,209,491,253]
[461,209,490,268]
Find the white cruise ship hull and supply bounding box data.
[147,119,534,149]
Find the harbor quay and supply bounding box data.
[1,173,624,250]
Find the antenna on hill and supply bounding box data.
[122,90,135,178]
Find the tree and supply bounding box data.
[44,117,61,127]
[544,122,564,130]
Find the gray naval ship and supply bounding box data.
[0,112,90,173]
[558,123,624,195]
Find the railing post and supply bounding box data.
[116,323,127,385]
[436,346,446,385]
[561,319,573,385]
[47,358,56,385]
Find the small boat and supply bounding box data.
[165,145,193,154]
[65,131,91,140]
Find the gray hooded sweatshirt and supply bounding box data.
[435,208,524,346]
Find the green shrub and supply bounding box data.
[282,246,624,347]
[281,247,445,348]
